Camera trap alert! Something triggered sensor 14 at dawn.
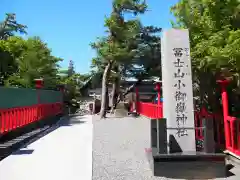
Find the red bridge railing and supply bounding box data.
[0,80,64,135]
[0,102,63,134]
[137,102,163,119]
[224,116,240,156]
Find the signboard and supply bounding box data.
[161,29,196,152]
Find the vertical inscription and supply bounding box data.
[173,48,190,137]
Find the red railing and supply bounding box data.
[0,102,63,134]
[132,101,225,150]
[224,116,240,156]
[137,102,163,119]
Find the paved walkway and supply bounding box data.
[0,115,93,180]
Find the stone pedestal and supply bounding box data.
[148,118,226,178]
[146,149,226,179]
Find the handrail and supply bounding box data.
[0,102,63,134]
[134,101,225,151]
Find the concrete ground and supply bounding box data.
[92,115,240,180]
[0,115,93,180]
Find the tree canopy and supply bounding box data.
[170,0,240,113]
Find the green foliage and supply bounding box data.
[58,63,88,104]
[91,0,146,64]
[1,36,62,88]
[125,25,162,80]
[171,0,240,73]
[0,13,27,40]
[170,0,240,112]
[90,0,162,83]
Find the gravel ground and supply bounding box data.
[92,115,240,180]
[92,115,168,180]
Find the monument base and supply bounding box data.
[146,148,226,179]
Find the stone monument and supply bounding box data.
[148,29,226,179]
[161,29,195,153]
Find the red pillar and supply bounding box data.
[35,79,44,89]
[217,80,230,120]
[35,79,44,120]
[155,82,161,106]
[35,79,44,103]
[217,79,230,149]
[155,82,162,118]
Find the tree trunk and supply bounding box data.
[106,87,109,111]
[100,62,112,118]
[116,78,142,105]
[110,77,120,113]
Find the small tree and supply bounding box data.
[91,0,147,118]
[0,13,27,40]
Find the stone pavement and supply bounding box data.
[92,115,240,180]
[0,115,93,180]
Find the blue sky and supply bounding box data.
[0,0,179,74]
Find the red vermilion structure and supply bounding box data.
[0,103,62,134]
[0,80,64,135]
[137,102,163,119]
[131,80,240,158]
[217,79,240,156]
[35,78,44,89]
[135,82,163,119]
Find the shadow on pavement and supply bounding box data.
[60,116,86,126]
[12,149,34,155]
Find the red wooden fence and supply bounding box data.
[137,102,163,119]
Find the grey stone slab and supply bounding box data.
[161,29,196,152]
